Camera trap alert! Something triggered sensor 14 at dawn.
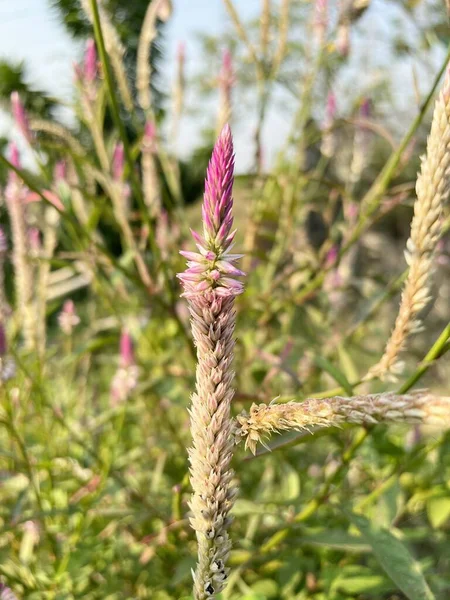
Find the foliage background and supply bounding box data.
[0,1,449,599]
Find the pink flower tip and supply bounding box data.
[179,124,245,297]
[9,142,21,170]
[11,91,32,142]
[360,97,371,118]
[0,228,7,254]
[54,160,67,182]
[143,120,157,153]
[112,142,125,181]
[0,322,7,355]
[84,39,98,83]
[120,329,135,368]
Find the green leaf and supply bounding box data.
[426,496,450,529]
[313,356,354,395]
[297,527,372,552]
[345,510,435,600]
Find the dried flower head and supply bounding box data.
[236,391,450,454]
[58,300,80,336]
[179,125,244,599]
[368,67,450,380]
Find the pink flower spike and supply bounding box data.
[58,299,80,335]
[143,120,157,153]
[179,250,206,262]
[120,329,134,368]
[112,142,125,181]
[360,97,371,119]
[190,229,204,246]
[324,245,339,268]
[0,322,7,355]
[0,228,7,254]
[54,160,67,182]
[9,142,21,170]
[84,39,98,83]
[178,125,244,297]
[11,92,32,143]
[324,91,337,128]
[28,227,41,252]
[25,190,65,212]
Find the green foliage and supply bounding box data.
[0,0,449,598]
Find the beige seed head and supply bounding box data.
[367,68,450,380]
[236,391,450,454]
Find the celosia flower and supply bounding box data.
[58,300,80,336]
[178,124,244,599]
[11,92,32,143]
[336,22,350,56]
[143,120,157,153]
[313,0,328,45]
[324,244,338,269]
[110,329,139,406]
[0,583,18,600]
[74,39,98,104]
[112,142,125,181]
[217,49,235,134]
[54,160,67,183]
[321,91,337,157]
[0,322,15,383]
[0,229,7,255]
[119,328,134,368]
[84,39,98,83]
[177,126,245,297]
[5,143,35,349]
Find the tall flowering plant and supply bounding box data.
[178,125,244,599]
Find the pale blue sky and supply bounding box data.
[0,1,446,170]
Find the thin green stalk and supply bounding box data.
[89,0,144,217]
[398,323,450,394]
[285,46,450,306]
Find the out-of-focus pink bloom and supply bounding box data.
[324,92,337,128]
[143,120,157,153]
[219,49,235,88]
[58,300,80,335]
[84,39,98,83]
[0,583,19,600]
[110,329,139,406]
[28,227,41,254]
[119,329,134,368]
[25,190,65,212]
[345,201,359,223]
[336,23,350,57]
[54,160,67,183]
[11,92,32,143]
[9,142,21,170]
[321,92,337,157]
[177,41,185,67]
[360,97,371,119]
[0,323,6,356]
[112,142,125,181]
[177,125,245,297]
[0,228,7,255]
[324,245,339,269]
[314,0,328,44]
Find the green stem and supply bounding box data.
[398,322,450,394]
[89,0,144,217]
